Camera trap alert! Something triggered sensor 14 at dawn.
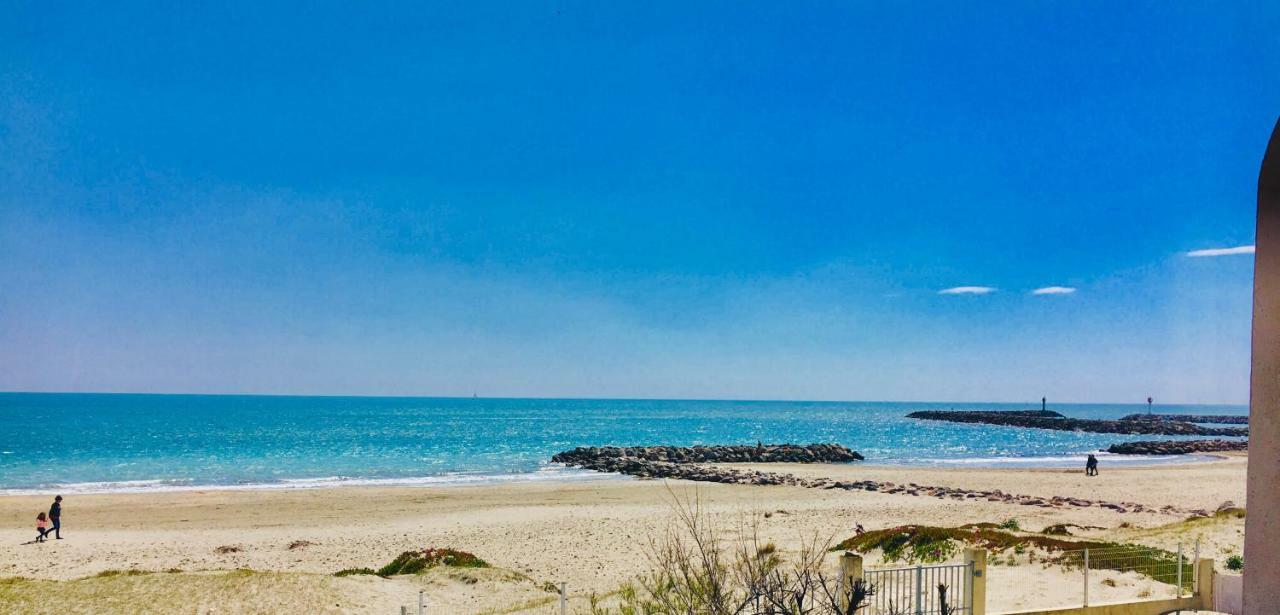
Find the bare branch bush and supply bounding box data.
[589,486,874,614]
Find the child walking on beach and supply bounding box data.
[35,512,49,542]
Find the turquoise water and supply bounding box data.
[0,393,1247,494]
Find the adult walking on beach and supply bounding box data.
[48,495,63,539]
[1085,454,1099,477]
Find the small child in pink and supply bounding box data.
[35,512,49,542]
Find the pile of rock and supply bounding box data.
[1119,414,1248,425]
[1107,439,1249,455]
[551,443,863,469]
[906,410,1248,437]
[551,443,1204,517]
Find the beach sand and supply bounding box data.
[0,455,1247,614]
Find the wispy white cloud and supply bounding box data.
[1032,286,1076,295]
[939,286,997,295]
[1186,245,1255,257]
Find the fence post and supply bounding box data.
[838,551,864,610]
[400,607,408,615]
[418,590,425,615]
[559,582,567,615]
[964,548,987,615]
[1193,539,1201,594]
[1196,557,1215,607]
[1177,544,1184,598]
[915,565,924,615]
[1083,548,1089,607]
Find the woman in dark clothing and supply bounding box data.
[48,495,62,539]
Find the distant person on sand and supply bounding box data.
[48,495,63,539]
[35,512,49,542]
[1085,454,1099,477]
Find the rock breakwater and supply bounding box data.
[906,410,1248,437]
[551,443,1205,516]
[1119,414,1248,425]
[551,443,863,468]
[1107,439,1248,455]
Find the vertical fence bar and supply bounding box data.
[963,563,969,614]
[418,590,425,615]
[1082,548,1089,607]
[559,582,567,615]
[915,565,924,615]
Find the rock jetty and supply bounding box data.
[906,410,1248,437]
[551,443,863,468]
[1107,439,1249,455]
[1119,414,1248,425]
[551,443,1206,517]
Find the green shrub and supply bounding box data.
[1226,554,1244,572]
[997,519,1021,532]
[334,567,377,577]
[334,548,489,578]
[838,525,959,563]
[376,548,489,576]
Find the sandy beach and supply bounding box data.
[0,454,1247,614]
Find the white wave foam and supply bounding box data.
[0,466,623,496]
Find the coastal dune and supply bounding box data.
[0,454,1248,614]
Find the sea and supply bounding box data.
[0,393,1248,495]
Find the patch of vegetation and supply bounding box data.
[836,525,1106,560]
[333,548,489,578]
[1216,507,1247,519]
[333,567,376,577]
[1226,554,1244,572]
[835,526,962,564]
[213,545,242,554]
[90,570,146,578]
[377,548,489,575]
[1041,524,1072,536]
[835,524,1193,591]
[997,519,1021,532]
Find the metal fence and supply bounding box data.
[987,542,1194,611]
[863,562,974,615]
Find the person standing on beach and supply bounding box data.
[1085,454,1099,477]
[48,495,63,539]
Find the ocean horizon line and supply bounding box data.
[0,390,1250,408]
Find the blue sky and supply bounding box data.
[1,2,1276,403]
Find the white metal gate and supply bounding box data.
[862,562,974,615]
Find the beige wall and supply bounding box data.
[992,595,1201,615]
[1244,118,1280,614]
